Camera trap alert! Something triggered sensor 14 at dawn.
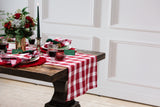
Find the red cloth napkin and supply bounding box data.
[0,53,32,67]
[40,47,47,53]
[0,46,46,68]
[0,58,21,66]
[44,53,97,101]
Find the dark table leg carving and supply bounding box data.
[45,77,80,107]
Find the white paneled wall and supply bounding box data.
[110,0,160,32]
[0,0,28,12]
[42,0,95,26]
[1,0,160,106]
[109,40,160,88]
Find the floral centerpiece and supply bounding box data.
[1,7,36,51]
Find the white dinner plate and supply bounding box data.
[21,56,39,64]
[41,45,71,50]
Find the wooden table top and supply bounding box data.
[0,50,105,82]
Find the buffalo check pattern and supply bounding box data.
[6,45,97,101]
[0,53,32,66]
[44,53,97,101]
[3,47,37,67]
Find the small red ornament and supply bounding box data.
[55,52,65,61]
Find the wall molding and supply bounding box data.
[28,0,36,17]
[108,40,160,89]
[41,0,100,27]
[109,0,160,32]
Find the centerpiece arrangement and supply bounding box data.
[1,7,36,51]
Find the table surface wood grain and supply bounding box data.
[0,50,105,82]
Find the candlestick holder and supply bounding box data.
[36,37,41,52]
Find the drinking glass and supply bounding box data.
[0,38,7,55]
[29,38,35,47]
[48,44,58,62]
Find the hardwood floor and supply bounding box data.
[0,78,153,107]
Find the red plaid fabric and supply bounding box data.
[0,53,32,66]
[43,53,97,101]
[4,44,97,101]
[2,46,37,67]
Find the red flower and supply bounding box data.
[31,22,35,27]
[26,16,33,23]
[14,13,21,19]
[25,23,30,28]
[4,21,11,29]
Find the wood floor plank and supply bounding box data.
[0,78,152,107]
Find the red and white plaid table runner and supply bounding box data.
[43,53,97,101]
[6,45,97,101]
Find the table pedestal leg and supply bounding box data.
[45,77,80,107]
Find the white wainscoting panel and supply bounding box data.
[0,0,28,12]
[110,0,160,32]
[42,0,95,26]
[109,40,160,89]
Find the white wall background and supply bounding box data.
[1,0,160,106]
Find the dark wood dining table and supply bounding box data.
[0,50,105,107]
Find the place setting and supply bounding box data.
[0,43,45,68]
